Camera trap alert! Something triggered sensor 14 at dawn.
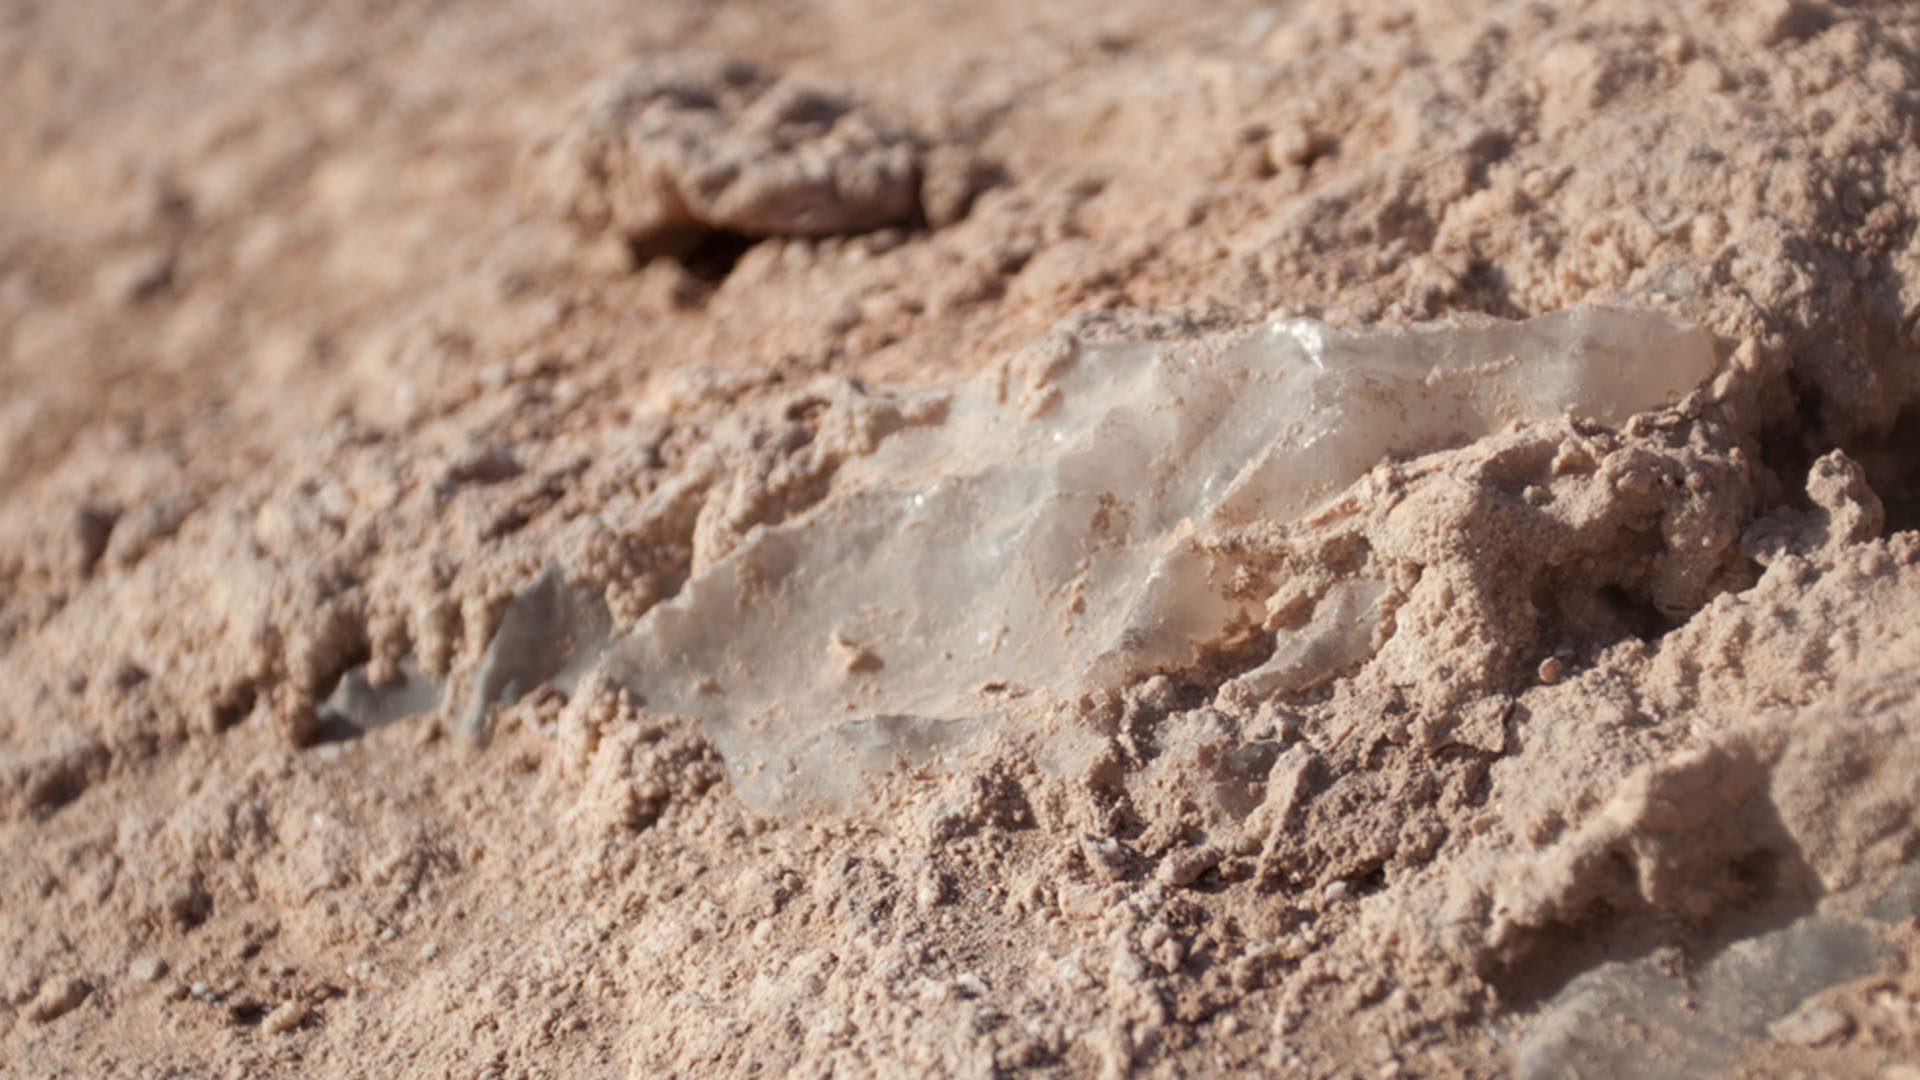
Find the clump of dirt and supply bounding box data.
[527,54,928,265]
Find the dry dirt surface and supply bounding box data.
[7,0,1920,1076]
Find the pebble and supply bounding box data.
[1157,846,1222,889]
[261,1000,308,1036]
[916,875,948,909]
[27,978,90,1023]
[129,956,169,983]
[1080,834,1130,882]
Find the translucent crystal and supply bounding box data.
[1513,913,1893,1078]
[466,564,611,736]
[1227,578,1390,699]
[319,660,442,735]
[607,306,1715,811]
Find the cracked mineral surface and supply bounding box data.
[607,306,1715,811]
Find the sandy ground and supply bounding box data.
[7,0,1920,1075]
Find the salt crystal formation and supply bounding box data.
[607,306,1716,811]
[1516,912,1894,1078]
[466,564,612,736]
[320,661,442,736]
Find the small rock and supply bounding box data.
[1155,934,1187,972]
[260,999,308,1036]
[1157,845,1223,888]
[1770,1003,1852,1047]
[1267,126,1338,170]
[27,977,90,1023]
[1080,834,1131,882]
[128,956,168,983]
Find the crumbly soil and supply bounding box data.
[6,0,1920,1076]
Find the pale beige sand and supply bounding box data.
[5,1,1920,1075]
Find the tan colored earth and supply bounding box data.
[7,0,1920,1075]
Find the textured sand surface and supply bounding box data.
[6,1,1920,1075]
